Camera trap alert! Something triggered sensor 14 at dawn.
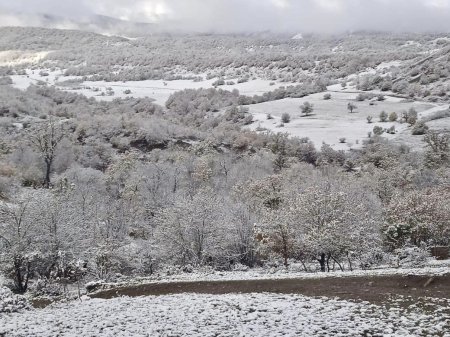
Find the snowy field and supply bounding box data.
[1,293,449,337]
[9,68,449,150]
[10,69,295,106]
[247,91,446,150]
[74,78,291,106]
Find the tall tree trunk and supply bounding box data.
[44,159,52,188]
[283,239,289,267]
[331,256,344,272]
[318,253,326,272]
[326,253,331,272]
[299,258,308,272]
[14,257,29,294]
[347,251,353,271]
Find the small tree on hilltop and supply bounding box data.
[379,111,388,122]
[347,103,357,113]
[300,102,314,116]
[389,112,398,122]
[403,107,418,125]
[412,121,429,135]
[281,113,291,123]
[373,126,384,136]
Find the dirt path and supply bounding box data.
[89,274,450,304]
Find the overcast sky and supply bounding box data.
[1,0,450,33]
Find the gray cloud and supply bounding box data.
[1,0,450,33]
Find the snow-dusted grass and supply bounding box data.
[247,91,440,150]
[1,293,449,337]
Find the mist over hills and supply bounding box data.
[0,10,157,37]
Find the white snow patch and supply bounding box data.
[10,69,81,90]
[402,40,422,48]
[0,51,50,67]
[376,60,403,70]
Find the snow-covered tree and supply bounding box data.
[155,188,229,266]
[384,188,450,249]
[0,193,44,292]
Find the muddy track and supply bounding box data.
[89,274,450,304]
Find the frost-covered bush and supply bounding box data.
[281,113,291,123]
[405,108,418,125]
[231,263,250,272]
[212,79,225,87]
[373,126,384,135]
[357,249,386,270]
[0,287,30,313]
[356,93,367,101]
[388,112,398,122]
[300,102,314,116]
[0,176,13,200]
[386,125,396,134]
[379,111,388,122]
[28,279,63,297]
[412,121,429,135]
[392,246,430,267]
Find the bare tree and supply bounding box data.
[28,118,65,188]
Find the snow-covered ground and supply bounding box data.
[247,91,438,150]
[9,69,295,106]
[10,69,80,90]
[74,78,291,106]
[1,293,449,337]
